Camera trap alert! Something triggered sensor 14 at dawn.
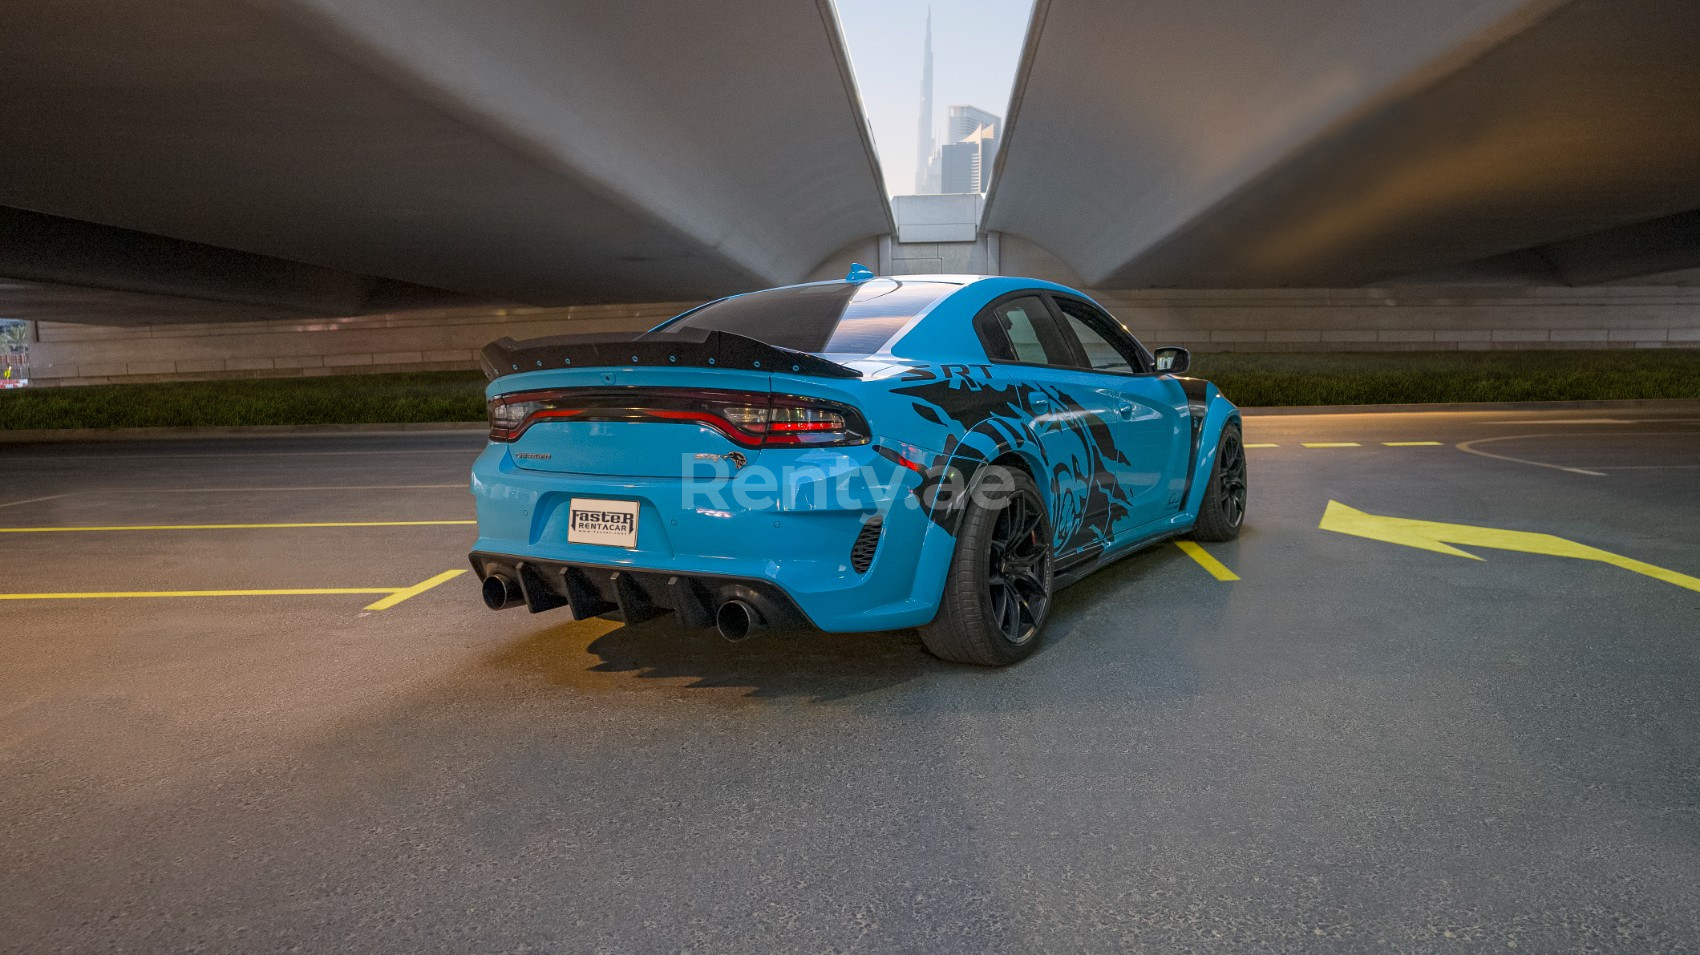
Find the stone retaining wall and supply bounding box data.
[22,285,1700,387]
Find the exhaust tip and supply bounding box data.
[715,599,764,641]
[481,573,522,610]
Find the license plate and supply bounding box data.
[567,498,639,548]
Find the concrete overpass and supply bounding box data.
[5,0,1700,368]
[0,0,891,320]
[984,0,1700,288]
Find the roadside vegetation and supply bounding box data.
[0,371,488,430]
[1,351,1695,430]
[1191,350,1700,407]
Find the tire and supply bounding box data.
[921,465,1054,666]
[1191,422,1247,542]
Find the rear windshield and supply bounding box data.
[653,279,954,357]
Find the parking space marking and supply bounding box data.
[1455,431,1693,475]
[0,520,475,534]
[1245,441,1448,450]
[1320,500,1700,593]
[0,587,397,602]
[117,484,466,493]
[363,570,468,610]
[0,494,68,509]
[21,448,478,461]
[1481,418,1630,425]
[0,569,469,609]
[1173,540,1239,581]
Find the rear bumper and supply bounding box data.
[469,551,809,630]
[468,443,958,632]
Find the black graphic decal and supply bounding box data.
[893,375,1135,554]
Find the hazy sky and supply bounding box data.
[832,0,1036,196]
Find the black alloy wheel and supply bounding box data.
[986,485,1050,645]
[1192,423,1247,542]
[921,466,1054,666]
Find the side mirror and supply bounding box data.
[1152,346,1190,375]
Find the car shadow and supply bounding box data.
[475,535,1240,705]
[480,613,960,704]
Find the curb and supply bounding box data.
[1240,398,1700,416]
[0,421,487,443]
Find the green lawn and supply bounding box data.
[0,371,489,430]
[1,351,1696,430]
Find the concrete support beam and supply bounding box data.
[0,207,472,319]
[986,0,1700,288]
[1533,210,1700,286]
[0,0,892,316]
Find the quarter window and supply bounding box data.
[976,296,1071,365]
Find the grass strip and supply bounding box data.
[1191,350,1699,407]
[1,352,1695,430]
[0,371,488,430]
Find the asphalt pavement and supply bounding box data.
[2,408,1697,952]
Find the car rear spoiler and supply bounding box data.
[481,327,862,381]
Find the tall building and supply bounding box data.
[908,14,1002,196]
[948,105,1000,144]
[938,142,978,195]
[913,8,935,195]
[938,110,999,195]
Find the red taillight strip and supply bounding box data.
[626,408,766,447]
[488,388,867,447]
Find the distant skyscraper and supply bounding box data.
[948,105,1001,144]
[929,107,1000,194]
[913,8,935,195]
[909,16,1001,196]
[939,141,979,194]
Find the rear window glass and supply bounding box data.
[654,279,954,357]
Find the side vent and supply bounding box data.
[850,517,884,574]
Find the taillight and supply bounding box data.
[725,399,862,446]
[487,397,551,440]
[486,389,869,447]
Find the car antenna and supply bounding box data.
[846,263,876,283]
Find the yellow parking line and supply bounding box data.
[1302,442,1361,448]
[0,520,475,534]
[1173,540,1239,581]
[363,570,468,611]
[1383,441,1444,447]
[1244,443,1278,449]
[0,587,395,601]
[0,569,468,610]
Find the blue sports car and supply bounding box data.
[469,269,1245,665]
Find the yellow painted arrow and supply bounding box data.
[1320,500,1700,593]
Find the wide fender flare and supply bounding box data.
[902,418,1049,620]
[930,415,1052,530]
[1182,382,1243,517]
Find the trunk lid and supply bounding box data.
[498,368,774,478]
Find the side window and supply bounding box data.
[1053,298,1147,374]
[975,295,1071,365]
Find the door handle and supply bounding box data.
[1116,400,1134,419]
[1030,395,1051,414]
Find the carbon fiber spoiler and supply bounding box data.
[481,327,862,381]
